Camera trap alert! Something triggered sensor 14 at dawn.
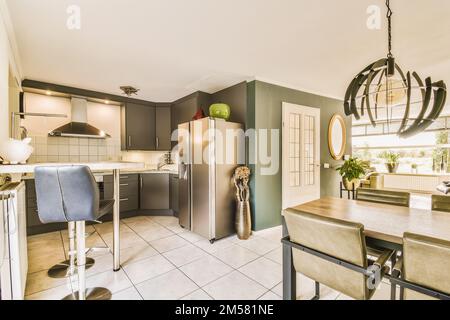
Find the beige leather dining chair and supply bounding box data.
[356,188,410,207]
[284,209,393,300]
[391,232,450,300]
[431,195,450,212]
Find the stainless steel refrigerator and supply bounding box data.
[178,117,244,243]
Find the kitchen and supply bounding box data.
[0,77,255,300]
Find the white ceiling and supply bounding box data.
[7,0,450,102]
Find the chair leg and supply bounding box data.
[311,282,320,300]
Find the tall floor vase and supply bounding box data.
[236,201,252,240]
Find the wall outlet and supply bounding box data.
[323,163,331,169]
[344,155,351,160]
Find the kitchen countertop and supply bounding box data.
[0,161,145,174]
[17,167,177,180]
[0,162,178,182]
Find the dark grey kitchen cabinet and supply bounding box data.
[155,106,172,151]
[171,92,211,144]
[140,173,170,210]
[122,103,156,150]
[25,180,66,236]
[104,174,139,213]
[170,175,179,216]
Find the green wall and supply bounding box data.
[247,81,352,231]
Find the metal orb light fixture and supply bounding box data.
[344,0,447,138]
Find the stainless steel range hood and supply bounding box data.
[48,98,111,139]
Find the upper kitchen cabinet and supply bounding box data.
[171,92,211,133]
[122,103,156,150]
[121,103,171,151]
[155,105,172,151]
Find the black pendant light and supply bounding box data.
[344,0,447,138]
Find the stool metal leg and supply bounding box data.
[48,222,95,279]
[77,221,87,300]
[63,221,111,301]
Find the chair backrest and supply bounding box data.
[284,208,372,300]
[431,195,450,213]
[34,166,99,223]
[403,232,450,300]
[356,188,410,207]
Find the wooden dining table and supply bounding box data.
[282,196,450,300]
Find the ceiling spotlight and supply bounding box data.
[46,90,52,96]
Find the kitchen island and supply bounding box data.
[0,161,145,272]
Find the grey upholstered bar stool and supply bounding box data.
[34,165,114,300]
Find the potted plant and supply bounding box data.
[379,151,400,173]
[336,157,370,190]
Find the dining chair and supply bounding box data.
[283,209,394,300]
[431,194,450,212]
[356,188,410,207]
[390,232,450,300]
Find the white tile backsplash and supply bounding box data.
[80,145,89,156]
[89,145,98,155]
[69,145,79,156]
[28,134,122,163]
[27,134,168,166]
[58,145,69,155]
[47,145,58,156]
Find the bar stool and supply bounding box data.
[35,165,114,300]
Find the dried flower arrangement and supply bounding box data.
[233,166,251,202]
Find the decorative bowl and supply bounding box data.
[0,138,34,165]
[209,103,231,121]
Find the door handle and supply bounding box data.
[128,136,132,147]
[120,198,129,202]
[156,137,160,149]
[140,176,143,190]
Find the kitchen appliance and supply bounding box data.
[49,98,111,139]
[0,182,28,300]
[178,118,244,242]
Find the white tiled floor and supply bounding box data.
[25,215,392,300]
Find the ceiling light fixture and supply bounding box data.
[120,86,140,97]
[344,0,447,138]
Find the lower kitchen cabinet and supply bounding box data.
[170,175,179,216]
[25,180,66,236]
[140,173,170,210]
[104,174,139,213]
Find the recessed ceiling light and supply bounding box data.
[105,100,110,104]
[46,90,52,96]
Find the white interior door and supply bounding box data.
[282,103,320,209]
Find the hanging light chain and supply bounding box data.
[386,0,393,57]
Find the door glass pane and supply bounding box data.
[304,115,315,186]
[289,113,301,187]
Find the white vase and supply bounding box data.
[0,138,34,165]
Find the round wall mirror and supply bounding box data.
[328,114,346,160]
